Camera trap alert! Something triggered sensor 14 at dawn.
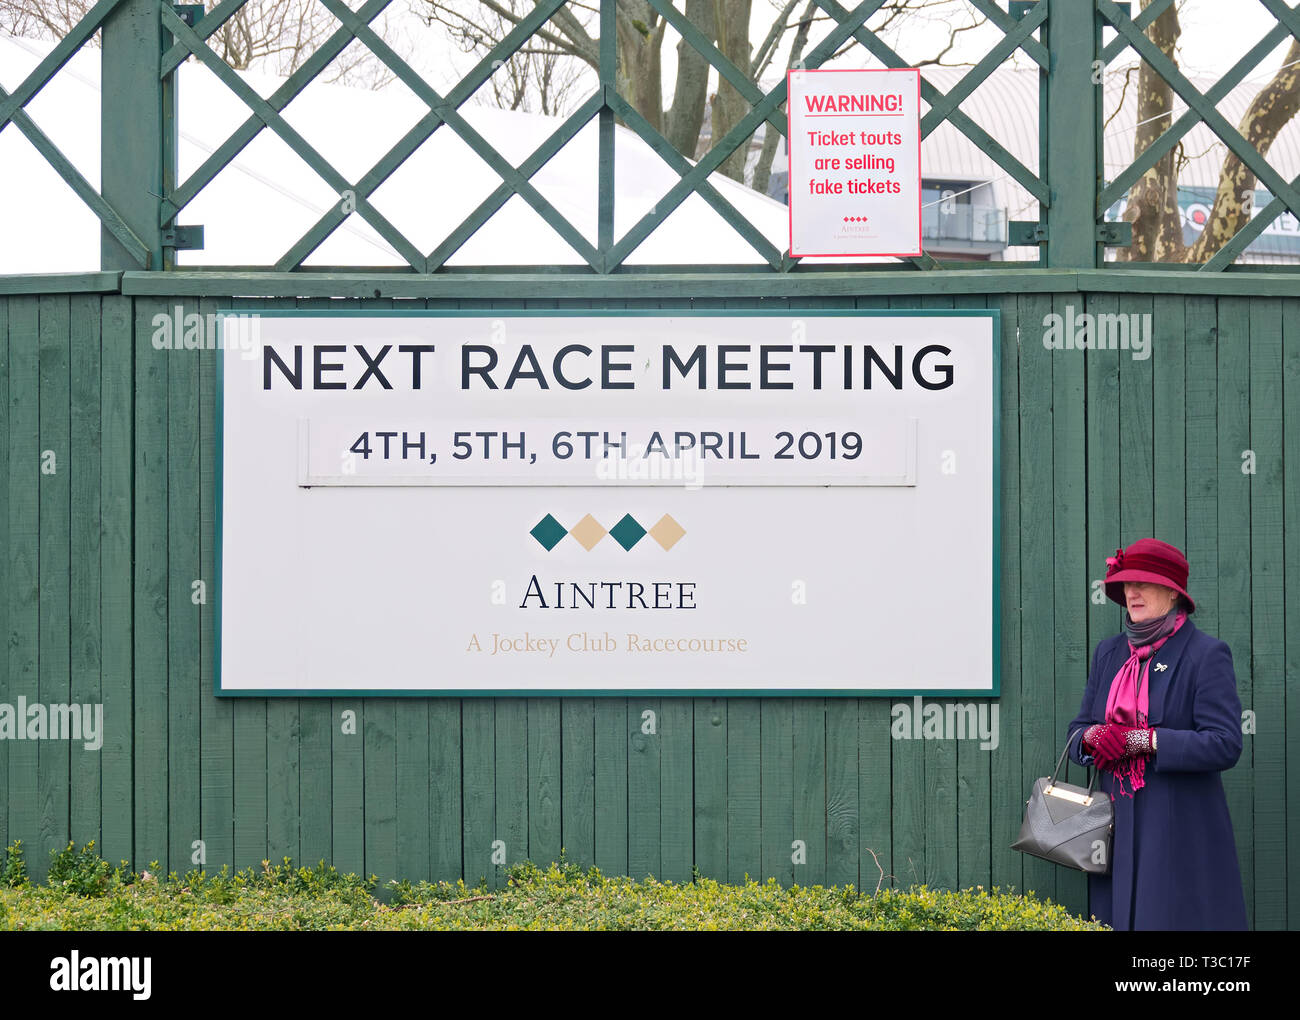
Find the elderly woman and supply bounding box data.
[1066,538,1248,930]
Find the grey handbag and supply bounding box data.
[1011,729,1114,875]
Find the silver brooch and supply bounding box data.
[1154,662,1168,672]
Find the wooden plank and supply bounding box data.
[197,298,233,874]
[760,698,795,885]
[292,297,333,871]
[854,294,892,895]
[1084,288,1124,682]
[357,292,398,886]
[461,698,495,887]
[117,268,1300,302]
[727,698,761,885]
[494,699,527,882]
[1184,298,1219,637]
[1110,291,1154,905]
[593,699,628,877]
[1051,291,1088,918]
[1118,294,1155,540]
[1284,296,1300,931]
[950,294,992,893]
[387,695,429,884]
[69,295,102,851]
[885,292,925,891]
[99,0,162,270]
[330,713,364,875]
[693,698,727,881]
[825,699,857,890]
[99,295,133,868]
[1216,297,1254,929]
[0,273,121,296]
[7,297,39,876]
[989,293,1023,896]
[387,297,431,885]
[659,698,693,884]
[0,299,8,856]
[37,295,71,871]
[360,703,395,883]
[167,299,202,873]
[527,697,562,870]
[229,300,292,874]
[628,697,661,879]
[121,269,1090,301]
[228,298,265,872]
[265,698,300,867]
[792,699,826,888]
[133,297,168,872]
[1248,298,1284,930]
[1152,296,1187,547]
[295,708,331,867]
[428,700,462,882]
[559,698,595,870]
[1080,268,1300,295]
[860,697,894,892]
[1081,290,1123,919]
[916,293,957,892]
[1017,290,1057,904]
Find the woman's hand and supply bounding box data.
[1089,725,1153,770]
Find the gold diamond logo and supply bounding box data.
[648,514,686,551]
[569,513,608,551]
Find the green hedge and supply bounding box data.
[0,840,1105,931]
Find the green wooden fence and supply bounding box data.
[1,273,1297,930]
[3,0,1299,929]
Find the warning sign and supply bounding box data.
[787,68,922,257]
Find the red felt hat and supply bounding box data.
[1104,537,1195,613]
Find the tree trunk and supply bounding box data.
[1117,0,1185,262]
[615,2,667,134]
[1187,38,1300,262]
[752,0,814,196]
[664,0,716,158]
[712,0,753,182]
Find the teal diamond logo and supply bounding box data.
[609,514,646,551]
[531,514,567,551]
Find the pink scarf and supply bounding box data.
[1104,611,1187,798]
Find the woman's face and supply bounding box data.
[1124,581,1179,622]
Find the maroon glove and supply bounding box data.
[1090,725,1153,770]
[1082,724,1107,755]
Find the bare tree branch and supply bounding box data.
[0,0,406,87]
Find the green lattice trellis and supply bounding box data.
[2,0,1298,272]
[1097,0,1300,271]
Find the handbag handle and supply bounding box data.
[1051,727,1099,796]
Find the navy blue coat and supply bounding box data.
[1065,618,1248,930]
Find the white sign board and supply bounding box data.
[218,311,997,695]
[787,68,922,257]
